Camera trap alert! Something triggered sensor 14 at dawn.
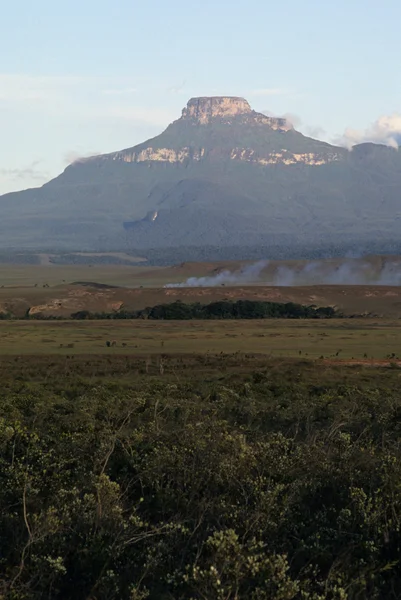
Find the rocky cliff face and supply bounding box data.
[106,96,341,167]
[182,96,252,123]
[4,94,399,253]
[181,96,292,130]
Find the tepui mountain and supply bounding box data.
[1,96,401,251]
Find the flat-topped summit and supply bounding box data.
[180,95,291,130]
[182,96,252,123]
[64,94,341,169]
[1,93,400,252]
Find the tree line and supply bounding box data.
[70,299,338,321]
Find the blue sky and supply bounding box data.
[1,0,401,194]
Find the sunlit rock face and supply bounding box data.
[181,96,292,131]
[4,94,398,253]
[182,96,252,123]
[106,97,340,167]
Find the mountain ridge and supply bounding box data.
[65,95,344,169]
[1,96,400,252]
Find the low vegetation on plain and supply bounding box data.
[0,260,400,598]
[1,355,401,598]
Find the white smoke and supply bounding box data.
[165,258,401,288]
[376,261,401,286]
[273,259,401,287]
[164,260,268,288]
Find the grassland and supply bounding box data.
[1,318,401,360]
[2,255,401,597]
[2,280,401,319]
[37,252,146,265]
[1,253,401,288]
[0,257,401,362]
[0,263,157,287]
[2,256,401,320]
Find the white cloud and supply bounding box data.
[0,160,48,184]
[260,109,300,127]
[63,151,100,165]
[336,113,401,148]
[305,125,327,139]
[282,112,303,128]
[260,109,327,139]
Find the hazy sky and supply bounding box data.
[1,0,401,194]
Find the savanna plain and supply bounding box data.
[2,257,401,599]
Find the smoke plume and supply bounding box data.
[164,260,268,288]
[164,258,401,288]
[273,259,401,286]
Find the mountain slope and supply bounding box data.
[1,96,401,251]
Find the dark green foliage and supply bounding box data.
[144,300,337,320]
[70,310,93,320]
[1,356,401,598]
[69,300,338,321]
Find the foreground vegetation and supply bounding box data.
[1,355,401,598]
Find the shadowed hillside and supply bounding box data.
[1,97,401,251]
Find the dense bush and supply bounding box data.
[0,358,401,598]
[70,299,337,321]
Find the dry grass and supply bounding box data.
[1,258,401,320]
[1,282,401,319]
[0,264,160,288]
[0,318,401,359]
